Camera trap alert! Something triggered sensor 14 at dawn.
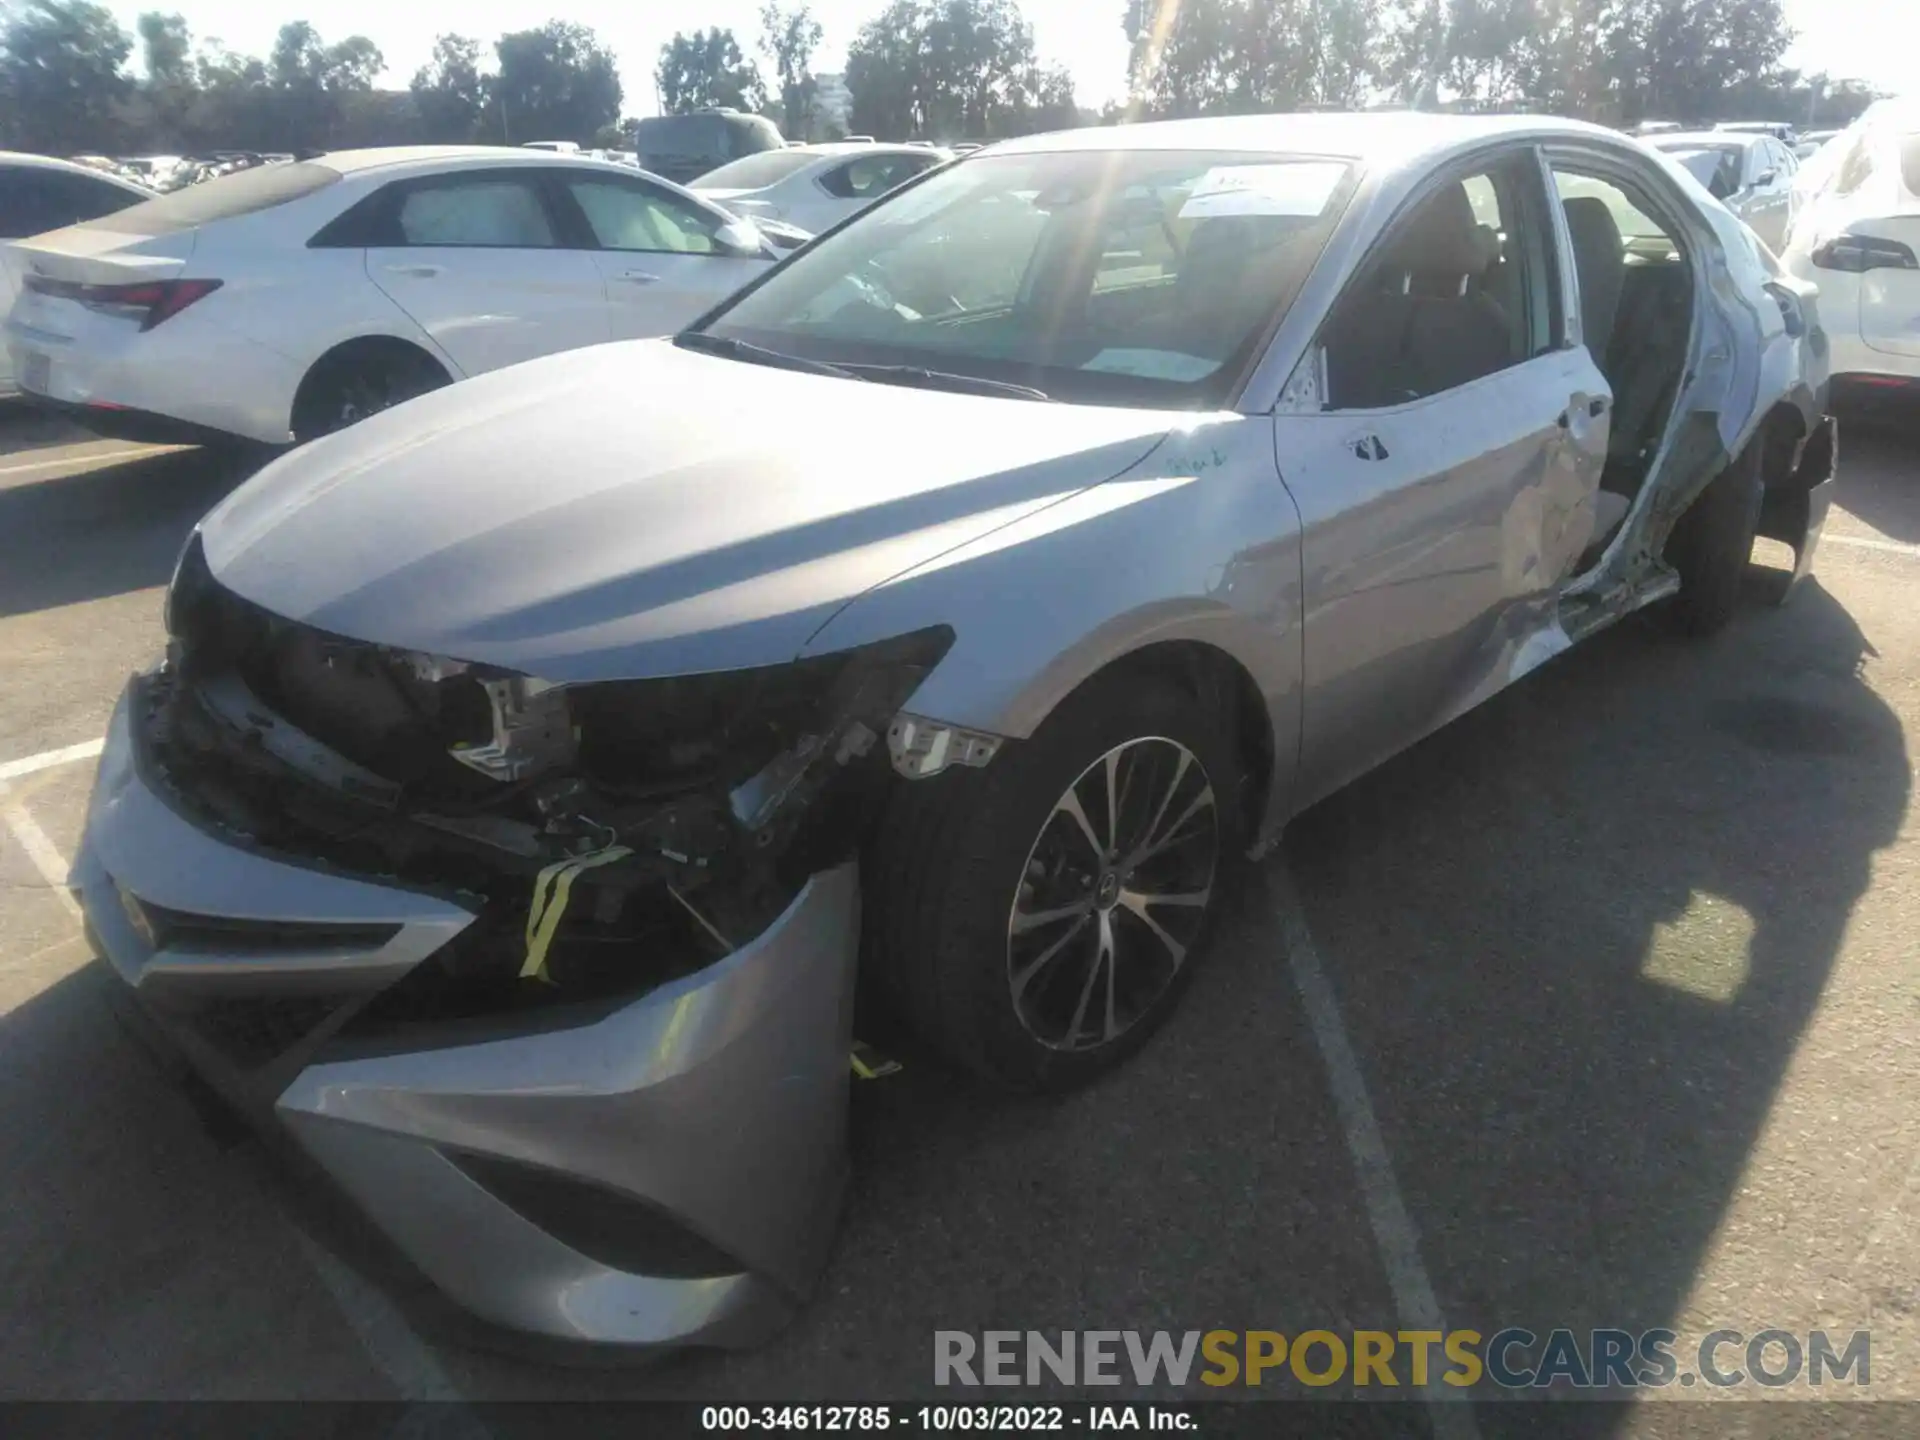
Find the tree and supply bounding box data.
[0,1,132,153]
[137,11,190,85]
[846,0,1068,140]
[490,21,622,144]
[259,21,383,151]
[410,32,486,142]
[656,28,765,115]
[760,3,823,139]
[1124,0,1385,118]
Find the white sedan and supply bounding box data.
[691,143,950,235]
[1780,107,1920,399]
[3,147,783,446]
[0,152,153,394]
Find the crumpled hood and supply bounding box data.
[202,340,1175,681]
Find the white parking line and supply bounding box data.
[289,1229,478,1412]
[0,781,80,921]
[0,443,176,480]
[0,738,104,784]
[1268,864,1480,1439]
[1824,532,1920,559]
[0,775,474,1413]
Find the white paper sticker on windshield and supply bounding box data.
[1084,348,1219,382]
[1178,162,1346,220]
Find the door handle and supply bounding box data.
[615,270,662,285]
[382,263,443,279]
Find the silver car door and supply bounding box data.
[1275,150,1610,810]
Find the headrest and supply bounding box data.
[1561,195,1624,259]
[1379,183,1493,279]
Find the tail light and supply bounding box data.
[23,275,223,330]
[1809,234,1919,272]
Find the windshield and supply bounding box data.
[696,149,1355,409]
[696,150,821,191]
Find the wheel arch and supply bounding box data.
[288,334,452,437]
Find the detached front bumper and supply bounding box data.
[75,686,861,1350]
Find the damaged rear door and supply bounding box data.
[1278,145,1610,806]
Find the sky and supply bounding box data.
[102,0,1916,119]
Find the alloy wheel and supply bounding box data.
[1006,736,1220,1052]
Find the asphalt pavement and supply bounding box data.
[3,402,1919,1435]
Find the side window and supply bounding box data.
[1322,159,1545,410]
[40,172,137,227]
[821,155,925,202]
[567,178,722,254]
[395,177,556,247]
[0,169,38,238]
[1551,170,1671,366]
[0,169,117,238]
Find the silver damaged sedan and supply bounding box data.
[76,114,1837,1351]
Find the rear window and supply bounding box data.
[693,150,820,190]
[89,161,340,233]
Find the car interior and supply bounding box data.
[1317,161,1695,566]
[1553,168,1696,563]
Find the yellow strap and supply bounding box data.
[520,846,633,983]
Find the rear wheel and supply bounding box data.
[1664,438,1764,635]
[866,670,1243,1092]
[291,344,449,444]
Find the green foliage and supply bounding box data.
[761,4,825,139]
[0,1,132,153]
[846,0,1078,141]
[410,33,486,143]
[656,28,766,116]
[489,22,624,145]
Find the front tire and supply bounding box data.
[1665,438,1764,635]
[865,670,1243,1092]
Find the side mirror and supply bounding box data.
[716,217,772,260]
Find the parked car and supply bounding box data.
[0,152,153,395]
[1779,109,1920,400]
[691,142,952,234]
[77,112,1832,1353]
[4,146,784,447]
[1794,128,1841,160]
[1648,129,1800,249]
[633,109,785,185]
[1716,121,1800,144]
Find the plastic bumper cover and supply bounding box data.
[74,685,861,1349]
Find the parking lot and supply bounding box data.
[3,402,1919,1432]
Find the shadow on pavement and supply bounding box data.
[1284,580,1907,1435]
[0,447,258,618]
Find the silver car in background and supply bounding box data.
[1648,129,1802,250]
[77,113,1835,1353]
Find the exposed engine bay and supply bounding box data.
[145,533,958,1031]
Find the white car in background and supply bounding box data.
[0,152,153,394]
[1647,130,1800,250]
[1780,110,1920,399]
[692,142,951,235]
[3,147,783,446]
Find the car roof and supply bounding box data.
[314,145,625,176]
[982,111,1627,167]
[0,151,154,190]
